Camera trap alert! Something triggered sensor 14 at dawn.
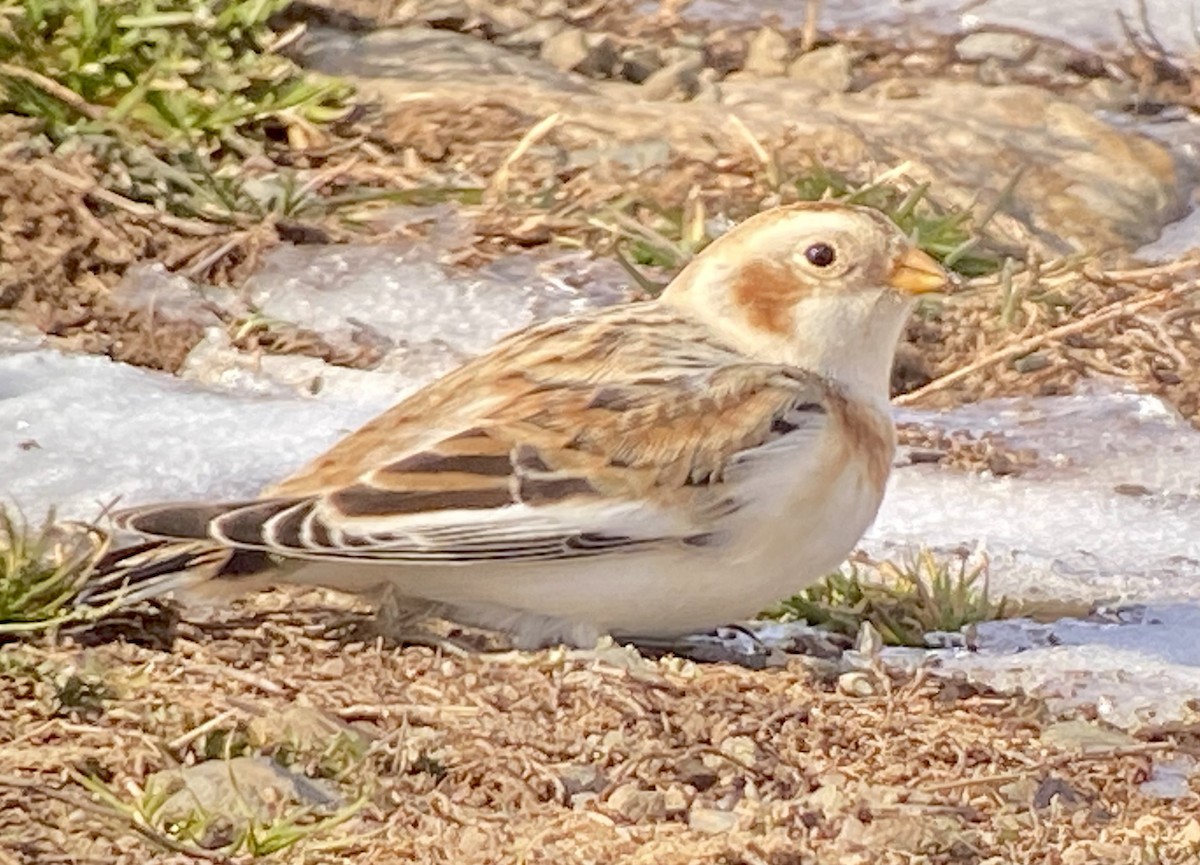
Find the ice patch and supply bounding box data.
[919,605,1200,731]
[0,327,392,520]
[244,242,629,387]
[660,0,1200,55]
[876,388,1200,603]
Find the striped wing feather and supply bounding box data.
[115,364,830,563]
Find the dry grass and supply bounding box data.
[900,252,1200,425]
[1,597,1198,864]
[6,64,1200,427]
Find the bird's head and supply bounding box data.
[660,202,952,403]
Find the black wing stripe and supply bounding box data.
[213,500,303,545]
[770,401,826,436]
[331,485,514,517]
[119,503,249,540]
[517,476,598,504]
[382,452,513,477]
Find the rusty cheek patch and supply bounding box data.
[827,392,896,495]
[730,259,811,336]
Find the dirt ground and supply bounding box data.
[2,599,1199,865]
[4,2,1200,863]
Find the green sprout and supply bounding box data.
[75,764,367,856]
[0,506,113,635]
[0,0,352,150]
[765,549,1008,647]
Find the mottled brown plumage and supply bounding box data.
[87,203,949,648]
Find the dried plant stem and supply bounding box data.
[26,161,226,237]
[895,284,1191,406]
[487,112,562,202]
[0,775,235,863]
[802,0,822,53]
[0,63,106,121]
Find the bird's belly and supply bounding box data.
[284,461,887,641]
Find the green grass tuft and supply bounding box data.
[764,549,1007,647]
[0,0,352,151]
[76,766,367,856]
[0,507,111,635]
[791,163,1003,278]
[0,0,359,223]
[597,161,1003,289]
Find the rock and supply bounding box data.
[788,44,853,93]
[704,29,749,76]
[743,27,791,77]
[675,756,719,791]
[147,757,341,829]
[688,807,738,834]
[620,45,663,84]
[303,26,589,91]
[473,2,533,36]
[556,762,607,795]
[856,813,972,853]
[540,27,618,77]
[1182,818,1200,845]
[1039,719,1139,752]
[975,57,1011,86]
[563,139,673,172]
[1022,41,1083,79]
[246,705,370,765]
[717,735,757,765]
[410,0,472,30]
[853,620,883,656]
[956,31,1036,64]
[640,53,704,100]
[389,0,532,33]
[662,39,705,67]
[1033,775,1084,809]
[581,35,621,78]
[806,771,850,817]
[694,68,723,103]
[539,26,588,71]
[837,670,878,696]
[999,775,1041,804]
[723,78,1187,252]
[1080,78,1137,110]
[497,18,567,51]
[607,783,667,822]
[663,785,690,814]
[305,23,1188,256]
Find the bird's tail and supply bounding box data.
[78,540,269,609]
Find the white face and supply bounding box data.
[752,205,913,294]
[662,203,949,401]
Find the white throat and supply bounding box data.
[782,291,912,406]
[670,286,912,408]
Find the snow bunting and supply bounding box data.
[87,203,949,649]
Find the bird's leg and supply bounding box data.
[348,586,474,656]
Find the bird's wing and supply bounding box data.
[113,362,836,564]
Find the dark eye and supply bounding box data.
[804,243,837,267]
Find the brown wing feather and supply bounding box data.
[267,304,826,506]
[106,308,834,566]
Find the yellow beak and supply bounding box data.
[888,247,951,295]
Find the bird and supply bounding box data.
[84,202,950,650]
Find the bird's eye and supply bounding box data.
[804,243,837,267]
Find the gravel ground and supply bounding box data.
[2,597,1198,864]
